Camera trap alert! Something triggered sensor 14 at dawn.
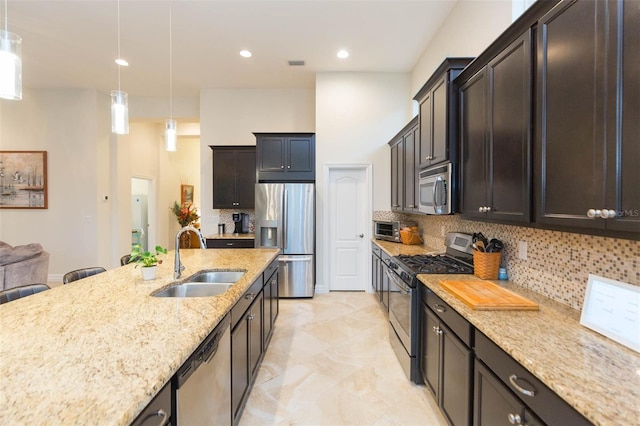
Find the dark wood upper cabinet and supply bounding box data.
[389,117,419,213]
[255,133,315,182]
[459,30,532,224]
[459,69,489,221]
[414,58,474,169]
[535,0,639,234]
[211,146,256,209]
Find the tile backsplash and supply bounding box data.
[373,211,639,311]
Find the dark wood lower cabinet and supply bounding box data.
[231,290,264,425]
[420,293,472,426]
[474,360,542,426]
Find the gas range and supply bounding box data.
[391,232,474,287]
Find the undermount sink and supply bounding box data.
[152,283,233,298]
[186,270,246,284]
[151,270,246,298]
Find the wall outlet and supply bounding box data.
[518,241,528,260]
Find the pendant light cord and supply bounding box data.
[117,0,121,91]
[4,0,8,32]
[169,5,173,120]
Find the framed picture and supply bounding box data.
[181,184,194,206]
[0,151,48,209]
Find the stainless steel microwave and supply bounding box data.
[419,162,452,215]
[373,220,416,242]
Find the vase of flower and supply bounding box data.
[179,231,191,249]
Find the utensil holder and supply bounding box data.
[473,251,502,280]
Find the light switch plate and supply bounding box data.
[518,241,527,260]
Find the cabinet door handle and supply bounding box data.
[248,313,255,321]
[507,413,522,425]
[280,165,284,169]
[226,242,234,246]
[432,326,443,335]
[138,408,169,426]
[433,304,446,313]
[509,374,536,397]
[287,165,291,169]
[407,205,416,208]
[245,293,255,301]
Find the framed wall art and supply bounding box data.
[181,184,194,206]
[0,151,48,209]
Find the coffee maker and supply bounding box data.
[232,213,250,234]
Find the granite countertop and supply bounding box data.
[372,239,640,426]
[206,233,255,240]
[0,248,279,425]
[372,238,441,256]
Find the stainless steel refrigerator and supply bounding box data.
[255,183,315,297]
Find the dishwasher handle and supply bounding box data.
[177,315,230,388]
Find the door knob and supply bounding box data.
[358,234,364,238]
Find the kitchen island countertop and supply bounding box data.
[0,248,279,425]
[372,239,640,426]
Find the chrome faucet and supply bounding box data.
[174,225,207,279]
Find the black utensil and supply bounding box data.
[486,238,504,253]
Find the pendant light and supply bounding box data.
[165,5,177,151]
[111,0,129,134]
[0,0,22,100]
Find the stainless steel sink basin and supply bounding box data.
[152,283,233,298]
[151,270,246,298]
[186,270,246,283]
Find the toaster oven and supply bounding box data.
[373,220,416,242]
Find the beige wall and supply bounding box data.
[410,0,513,99]
[315,72,412,292]
[0,90,200,279]
[0,89,108,278]
[198,88,316,236]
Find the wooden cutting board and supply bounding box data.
[439,280,539,310]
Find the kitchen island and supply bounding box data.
[0,248,279,425]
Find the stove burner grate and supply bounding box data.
[396,254,473,274]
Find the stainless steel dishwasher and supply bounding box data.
[176,314,231,425]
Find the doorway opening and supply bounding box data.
[131,177,152,252]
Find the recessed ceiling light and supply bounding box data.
[115,58,129,67]
[240,50,252,58]
[337,50,349,59]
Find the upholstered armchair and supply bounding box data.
[0,242,50,291]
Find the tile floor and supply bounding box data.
[238,292,447,426]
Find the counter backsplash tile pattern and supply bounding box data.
[372,211,639,311]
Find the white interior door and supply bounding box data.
[327,166,370,291]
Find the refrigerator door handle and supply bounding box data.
[280,256,313,262]
[283,188,288,250]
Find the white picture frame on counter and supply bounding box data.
[580,274,640,353]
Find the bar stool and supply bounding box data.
[0,283,50,304]
[63,267,106,284]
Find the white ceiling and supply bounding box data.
[8,0,457,97]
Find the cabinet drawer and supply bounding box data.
[423,286,473,347]
[231,276,263,330]
[206,238,255,249]
[371,243,381,257]
[263,259,278,283]
[474,330,590,426]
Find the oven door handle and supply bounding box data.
[385,269,412,294]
